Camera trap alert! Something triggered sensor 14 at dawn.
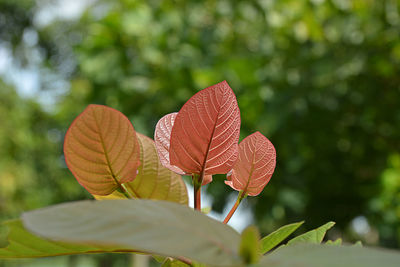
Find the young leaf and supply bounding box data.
[94,133,188,204]
[169,81,241,176]
[155,113,186,175]
[225,131,276,196]
[0,220,136,258]
[239,226,260,264]
[155,113,212,185]
[287,222,335,245]
[64,104,140,195]
[260,244,400,267]
[260,221,304,254]
[22,199,241,266]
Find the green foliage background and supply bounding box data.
[1,0,400,261]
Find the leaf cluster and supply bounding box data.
[1,82,400,266]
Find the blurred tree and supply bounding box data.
[0,80,89,217]
[0,79,89,267]
[370,154,400,247]
[1,0,400,251]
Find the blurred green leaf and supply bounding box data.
[22,199,241,266]
[239,226,260,264]
[260,244,400,267]
[0,220,134,258]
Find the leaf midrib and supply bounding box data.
[200,91,224,177]
[92,109,120,187]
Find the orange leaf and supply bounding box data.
[169,81,241,176]
[155,113,213,185]
[64,104,140,195]
[225,132,276,196]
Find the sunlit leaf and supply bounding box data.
[155,113,212,185]
[239,226,260,264]
[128,133,188,203]
[260,221,304,254]
[0,220,136,258]
[64,104,140,195]
[287,222,335,245]
[225,131,276,196]
[22,199,241,266]
[155,113,186,175]
[170,81,241,176]
[260,244,400,267]
[95,133,188,204]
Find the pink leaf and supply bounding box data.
[202,175,213,185]
[154,113,186,175]
[169,81,241,176]
[225,132,276,196]
[155,113,213,185]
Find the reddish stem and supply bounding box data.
[223,191,246,224]
[194,186,201,211]
[193,174,203,211]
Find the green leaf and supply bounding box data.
[326,238,342,246]
[239,226,260,264]
[22,199,240,266]
[0,220,136,258]
[260,221,304,254]
[94,133,188,205]
[260,244,400,267]
[153,255,167,263]
[287,222,335,245]
[201,207,212,214]
[161,258,190,267]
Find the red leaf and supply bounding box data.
[169,81,241,176]
[155,113,213,185]
[225,132,276,196]
[64,105,140,195]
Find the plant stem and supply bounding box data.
[192,174,203,211]
[177,256,192,266]
[223,191,246,224]
[120,183,134,199]
[194,186,201,211]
